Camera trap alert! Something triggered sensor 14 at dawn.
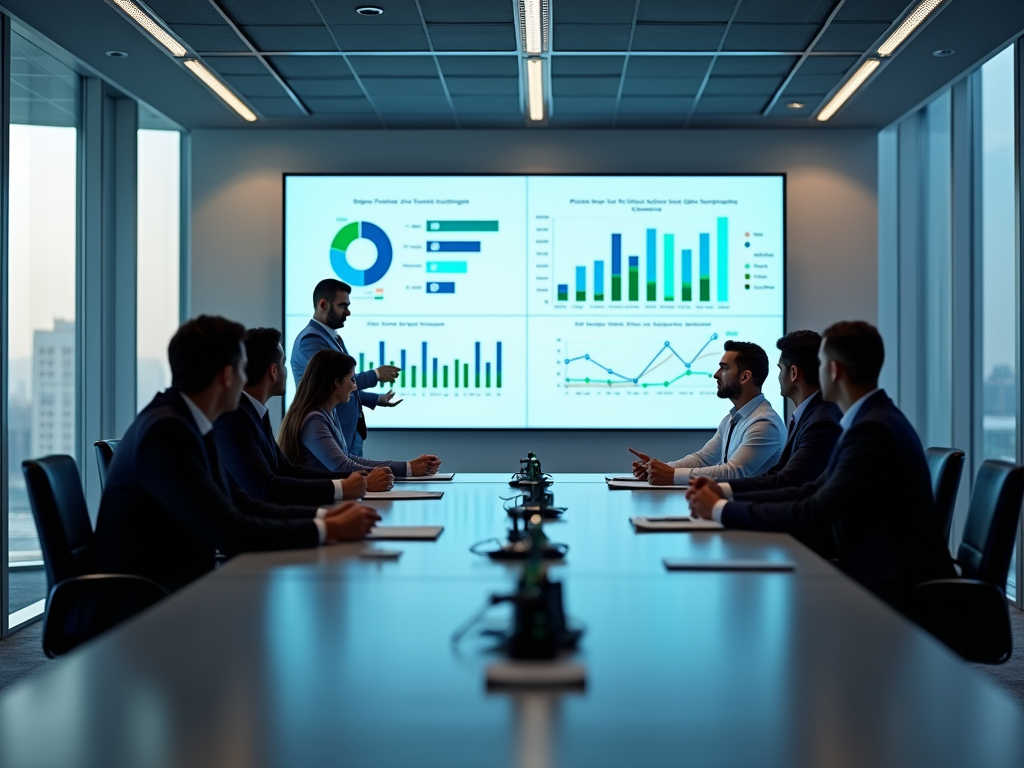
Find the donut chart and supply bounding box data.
[329,221,393,286]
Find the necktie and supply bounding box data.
[203,432,227,492]
[723,413,741,462]
[261,411,274,441]
[260,411,280,470]
[787,416,795,435]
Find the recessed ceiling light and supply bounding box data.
[933,49,955,57]
[112,0,187,57]
[527,58,544,121]
[877,0,947,57]
[105,50,128,58]
[786,102,805,109]
[355,6,384,15]
[519,0,549,54]
[184,60,257,122]
[817,59,880,122]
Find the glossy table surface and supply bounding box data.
[2,474,1023,768]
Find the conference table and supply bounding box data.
[2,473,1023,767]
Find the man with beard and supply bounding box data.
[630,341,785,485]
[291,278,401,457]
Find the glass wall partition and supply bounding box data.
[6,32,81,621]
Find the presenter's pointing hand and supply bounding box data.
[379,390,404,407]
[366,467,394,492]
[376,365,401,383]
[323,502,380,541]
[340,472,368,499]
[646,459,675,486]
[410,454,441,476]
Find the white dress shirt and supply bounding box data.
[668,393,786,485]
[242,391,347,501]
[184,392,327,544]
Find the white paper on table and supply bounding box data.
[394,473,455,482]
[630,516,724,532]
[604,475,637,482]
[366,526,444,541]
[363,490,444,500]
[607,479,689,490]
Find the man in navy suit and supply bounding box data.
[91,316,380,594]
[717,330,842,496]
[687,321,955,610]
[215,328,397,505]
[290,279,401,457]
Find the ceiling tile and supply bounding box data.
[303,96,377,113]
[268,56,353,78]
[383,114,457,127]
[554,0,637,24]
[144,0,224,24]
[349,56,438,76]
[618,96,694,112]
[420,0,514,23]
[205,56,267,76]
[437,56,519,76]
[246,96,306,117]
[426,24,517,51]
[722,24,818,51]
[457,114,526,127]
[361,77,446,96]
[632,24,727,51]
[552,76,621,97]
[637,0,736,23]
[549,114,615,127]
[450,95,521,113]
[735,0,835,24]
[241,25,336,52]
[621,77,703,96]
[330,24,430,50]
[626,56,712,77]
[798,55,860,75]
[373,96,453,113]
[694,95,769,113]
[221,74,286,97]
[318,0,423,24]
[221,0,323,25]
[710,55,798,75]
[444,77,519,95]
[834,0,911,24]
[782,73,845,95]
[813,22,891,51]
[553,24,632,51]
[169,24,248,52]
[286,78,364,97]
[616,113,688,127]
[703,75,785,95]
[554,96,618,114]
[551,56,625,76]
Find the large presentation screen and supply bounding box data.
[284,174,785,429]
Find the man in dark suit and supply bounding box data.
[687,321,955,610]
[290,278,401,457]
[215,328,396,505]
[91,316,380,594]
[715,330,842,497]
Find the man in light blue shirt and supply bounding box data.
[631,341,785,485]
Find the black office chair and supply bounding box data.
[925,447,966,543]
[912,460,1024,664]
[93,439,120,490]
[23,456,168,657]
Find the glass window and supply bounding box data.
[6,33,81,620]
[136,126,181,411]
[977,46,1017,597]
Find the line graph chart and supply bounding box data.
[560,333,722,389]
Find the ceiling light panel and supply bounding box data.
[527,58,544,121]
[184,60,258,122]
[112,0,187,57]
[816,59,880,122]
[877,0,946,57]
[519,0,549,55]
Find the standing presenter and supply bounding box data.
[291,278,401,457]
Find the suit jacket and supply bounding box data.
[721,391,955,607]
[727,391,843,494]
[91,389,320,593]
[291,319,379,456]
[214,394,349,505]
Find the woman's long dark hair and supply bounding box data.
[278,349,356,463]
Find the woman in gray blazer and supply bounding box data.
[279,349,441,480]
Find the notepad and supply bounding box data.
[630,516,724,532]
[394,473,455,482]
[363,490,444,500]
[605,475,638,482]
[607,479,689,490]
[663,558,795,572]
[366,526,444,541]
[486,661,586,688]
